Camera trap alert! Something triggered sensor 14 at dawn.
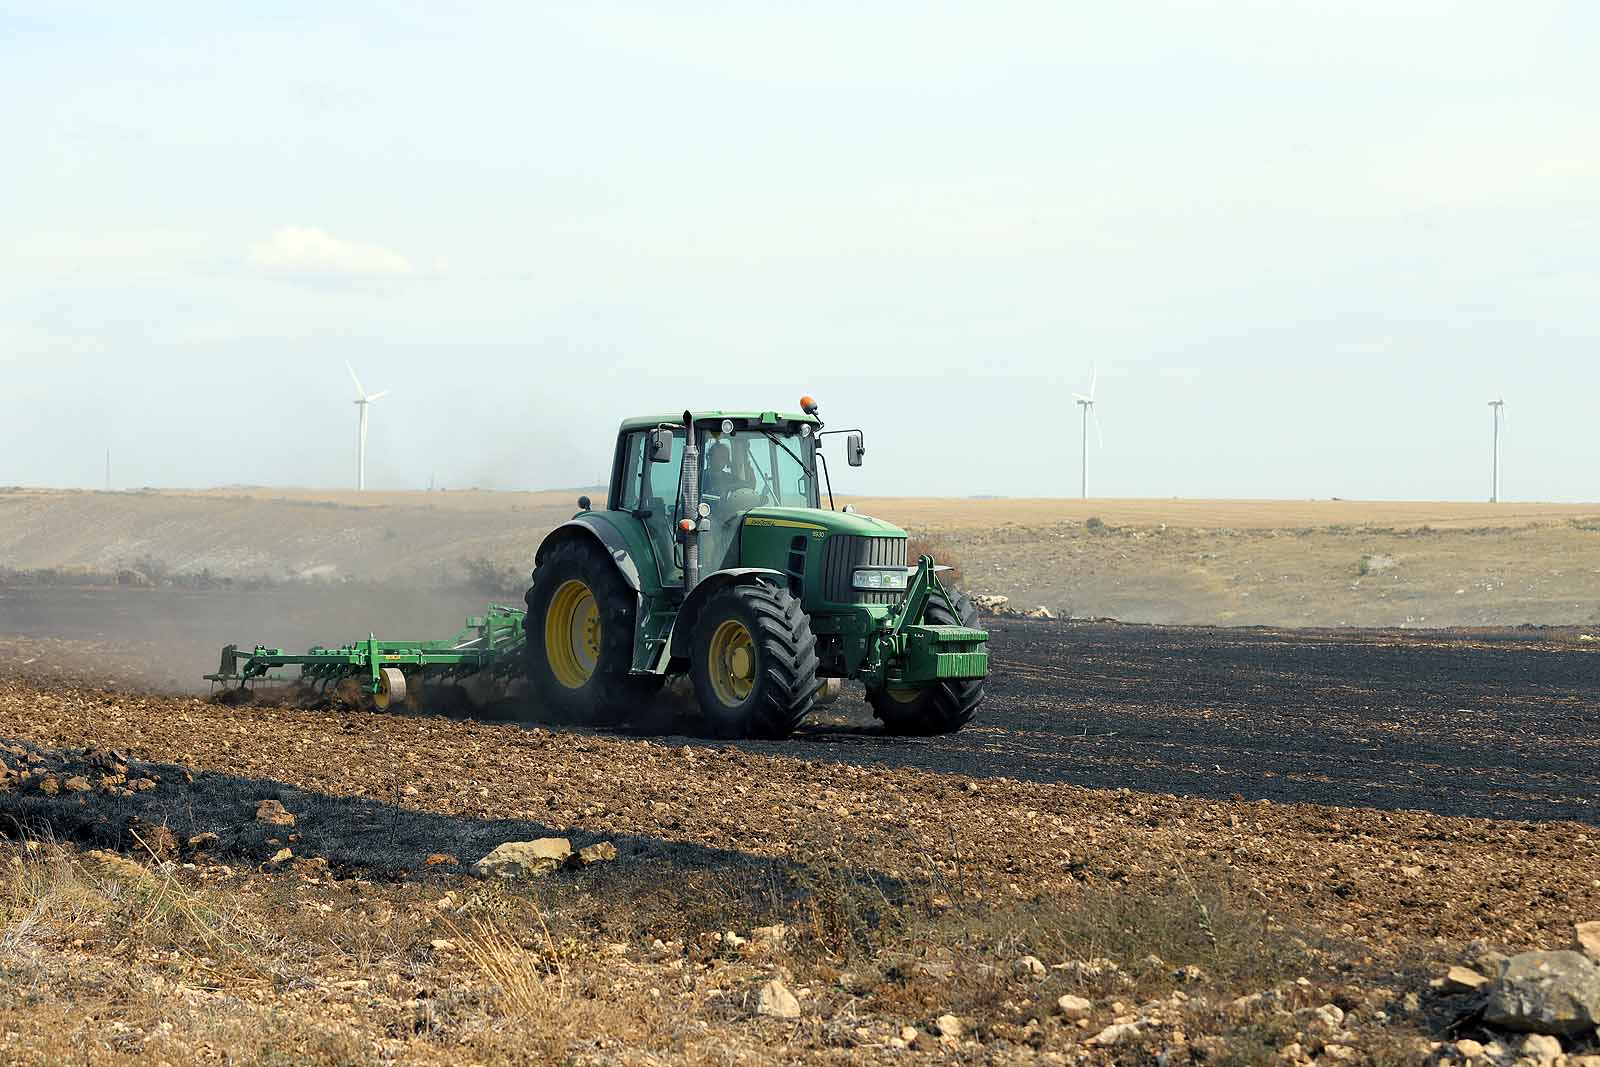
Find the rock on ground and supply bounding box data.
[570,841,617,867]
[1483,950,1600,1035]
[254,799,295,826]
[756,978,800,1019]
[1088,1022,1141,1046]
[472,838,573,879]
[971,594,1009,614]
[1056,994,1093,1020]
[1520,1033,1563,1064]
[752,923,787,946]
[1576,920,1600,963]
[1440,965,1492,993]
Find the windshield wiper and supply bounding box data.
[761,431,812,497]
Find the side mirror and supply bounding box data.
[846,431,865,467]
[577,495,592,511]
[648,428,673,463]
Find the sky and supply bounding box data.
[3,1,1596,501]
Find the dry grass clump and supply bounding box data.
[0,828,1429,1065]
[453,913,563,1019]
[0,832,280,977]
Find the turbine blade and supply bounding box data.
[366,390,389,402]
[1092,406,1104,449]
[1089,363,1098,401]
[346,361,367,399]
[1071,393,1093,403]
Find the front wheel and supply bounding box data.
[689,582,820,739]
[868,591,985,735]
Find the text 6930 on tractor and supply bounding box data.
[524,398,989,738]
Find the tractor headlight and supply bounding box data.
[851,568,909,592]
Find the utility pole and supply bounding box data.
[1488,399,1505,502]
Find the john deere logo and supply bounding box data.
[746,517,827,532]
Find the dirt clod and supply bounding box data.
[254,799,295,826]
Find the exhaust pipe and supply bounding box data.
[681,410,701,592]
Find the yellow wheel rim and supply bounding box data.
[885,687,921,704]
[706,618,756,706]
[545,579,600,689]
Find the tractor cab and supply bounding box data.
[612,410,835,584]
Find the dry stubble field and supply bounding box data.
[5,488,1600,628]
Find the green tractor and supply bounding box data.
[523,399,990,739]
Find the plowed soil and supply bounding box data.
[4,619,1596,924]
[0,617,1596,1064]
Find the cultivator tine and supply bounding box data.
[207,605,527,714]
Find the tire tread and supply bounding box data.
[523,537,660,724]
[692,581,819,739]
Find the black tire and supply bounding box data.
[868,591,985,735]
[689,582,820,739]
[523,538,662,725]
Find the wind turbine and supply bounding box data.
[347,362,389,491]
[1488,398,1505,503]
[1072,366,1102,499]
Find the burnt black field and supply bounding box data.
[2,588,1596,823]
[790,617,1600,824]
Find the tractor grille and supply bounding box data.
[821,535,908,604]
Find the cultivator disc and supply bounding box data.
[205,605,528,715]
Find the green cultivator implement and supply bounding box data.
[207,605,528,710]
[210,396,991,737]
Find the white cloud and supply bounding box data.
[246,226,415,278]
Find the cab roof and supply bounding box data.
[617,410,821,433]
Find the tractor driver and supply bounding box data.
[702,439,746,502]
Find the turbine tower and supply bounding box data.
[1488,398,1505,503]
[347,362,389,491]
[1072,366,1102,499]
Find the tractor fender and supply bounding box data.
[668,568,786,658]
[535,518,642,592]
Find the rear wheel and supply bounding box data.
[524,538,661,724]
[689,582,819,739]
[868,591,985,735]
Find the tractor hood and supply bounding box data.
[741,506,906,539]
